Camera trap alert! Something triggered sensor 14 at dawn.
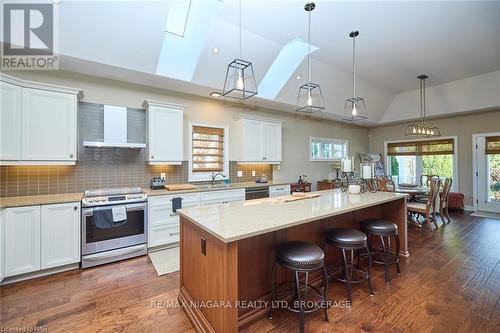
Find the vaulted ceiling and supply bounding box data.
[10,1,500,125]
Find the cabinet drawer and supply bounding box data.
[149,192,200,207]
[149,222,180,248]
[269,185,291,197]
[200,189,245,205]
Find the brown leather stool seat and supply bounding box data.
[276,241,325,271]
[359,219,401,283]
[325,228,367,249]
[269,241,329,333]
[359,219,398,236]
[323,228,374,302]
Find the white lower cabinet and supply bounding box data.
[41,203,81,269]
[3,202,80,279]
[147,188,246,248]
[0,209,5,282]
[269,184,291,197]
[200,189,246,205]
[5,206,41,277]
[148,193,201,248]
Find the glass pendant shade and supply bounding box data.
[222,59,257,100]
[405,75,441,137]
[296,82,325,113]
[296,2,325,113]
[222,0,257,100]
[343,96,368,121]
[344,30,368,121]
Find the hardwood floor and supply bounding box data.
[1,212,500,332]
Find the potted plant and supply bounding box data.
[491,182,500,201]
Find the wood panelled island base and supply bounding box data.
[178,190,408,333]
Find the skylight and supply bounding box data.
[157,0,221,82]
[258,38,319,100]
[165,0,192,37]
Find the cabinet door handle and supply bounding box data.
[69,154,74,158]
[74,206,78,210]
[151,155,154,159]
[169,232,180,236]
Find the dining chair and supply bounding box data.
[420,175,440,187]
[415,175,440,203]
[407,180,440,231]
[439,178,453,224]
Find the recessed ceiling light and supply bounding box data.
[210,92,222,97]
[212,47,219,54]
[295,74,301,80]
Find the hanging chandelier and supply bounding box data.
[343,31,368,121]
[222,0,257,100]
[296,2,325,113]
[405,75,441,137]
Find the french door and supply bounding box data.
[476,135,500,213]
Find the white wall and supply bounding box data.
[379,70,500,124]
[7,70,369,189]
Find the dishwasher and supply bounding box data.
[245,186,270,200]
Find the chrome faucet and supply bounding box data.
[211,172,225,185]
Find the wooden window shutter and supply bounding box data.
[387,139,454,156]
[192,126,225,172]
[486,136,500,155]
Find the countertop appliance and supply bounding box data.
[150,177,166,190]
[245,186,269,200]
[81,187,148,268]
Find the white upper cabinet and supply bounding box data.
[234,115,282,164]
[242,120,263,161]
[0,73,82,165]
[41,203,81,269]
[22,88,77,161]
[0,81,22,160]
[263,122,282,162]
[144,100,184,165]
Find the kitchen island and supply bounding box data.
[178,189,408,333]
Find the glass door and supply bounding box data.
[477,136,500,213]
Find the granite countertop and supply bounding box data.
[0,182,292,208]
[0,193,84,208]
[144,181,291,196]
[179,189,408,244]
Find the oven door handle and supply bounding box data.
[83,245,146,261]
[81,202,146,216]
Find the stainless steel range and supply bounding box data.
[81,187,148,268]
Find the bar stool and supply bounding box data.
[269,241,329,333]
[359,219,401,283]
[323,228,374,302]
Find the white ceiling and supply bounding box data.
[217,1,500,93]
[5,0,500,125]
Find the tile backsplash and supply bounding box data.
[0,102,272,197]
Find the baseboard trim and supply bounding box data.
[464,205,474,211]
[1,263,80,285]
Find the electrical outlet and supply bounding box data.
[160,173,166,180]
[252,170,256,177]
[237,171,243,177]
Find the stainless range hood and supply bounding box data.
[83,105,146,148]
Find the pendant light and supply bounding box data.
[222,0,257,100]
[343,31,368,121]
[296,2,325,113]
[405,75,441,137]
